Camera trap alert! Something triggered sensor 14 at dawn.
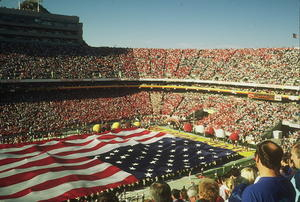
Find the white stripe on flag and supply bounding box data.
[0,158,96,178]
[3,169,133,202]
[0,161,113,196]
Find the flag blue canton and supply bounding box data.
[96,137,236,179]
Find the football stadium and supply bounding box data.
[0,1,299,201]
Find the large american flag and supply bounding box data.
[0,128,240,201]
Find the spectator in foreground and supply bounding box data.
[149,181,172,202]
[228,167,257,202]
[242,140,295,201]
[187,185,198,202]
[180,186,189,202]
[219,177,235,201]
[171,188,185,202]
[197,178,224,202]
[290,142,300,202]
[280,152,294,180]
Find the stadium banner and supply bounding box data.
[248,93,275,101]
[0,128,240,201]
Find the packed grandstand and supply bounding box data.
[0,1,299,202]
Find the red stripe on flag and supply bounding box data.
[39,175,138,202]
[0,159,101,187]
[0,128,167,201]
[0,163,137,201]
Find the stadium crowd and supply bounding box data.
[1,41,299,86]
[0,90,298,145]
[149,91,298,141]
[0,89,152,139]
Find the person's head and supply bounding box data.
[240,167,257,184]
[291,142,300,169]
[255,140,283,171]
[97,192,119,202]
[198,178,219,202]
[180,187,189,201]
[187,185,198,202]
[224,177,235,192]
[281,152,291,166]
[171,189,181,200]
[226,168,240,179]
[149,181,172,202]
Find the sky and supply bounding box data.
[1,0,300,49]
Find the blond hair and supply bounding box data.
[240,167,257,184]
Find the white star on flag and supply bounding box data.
[145,173,152,177]
[166,169,172,173]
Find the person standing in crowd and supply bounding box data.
[280,152,294,180]
[149,181,173,202]
[197,178,224,202]
[290,142,300,202]
[180,186,189,202]
[242,140,295,201]
[229,167,257,202]
[219,177,235,201]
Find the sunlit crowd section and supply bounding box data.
[1,41,299,86]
